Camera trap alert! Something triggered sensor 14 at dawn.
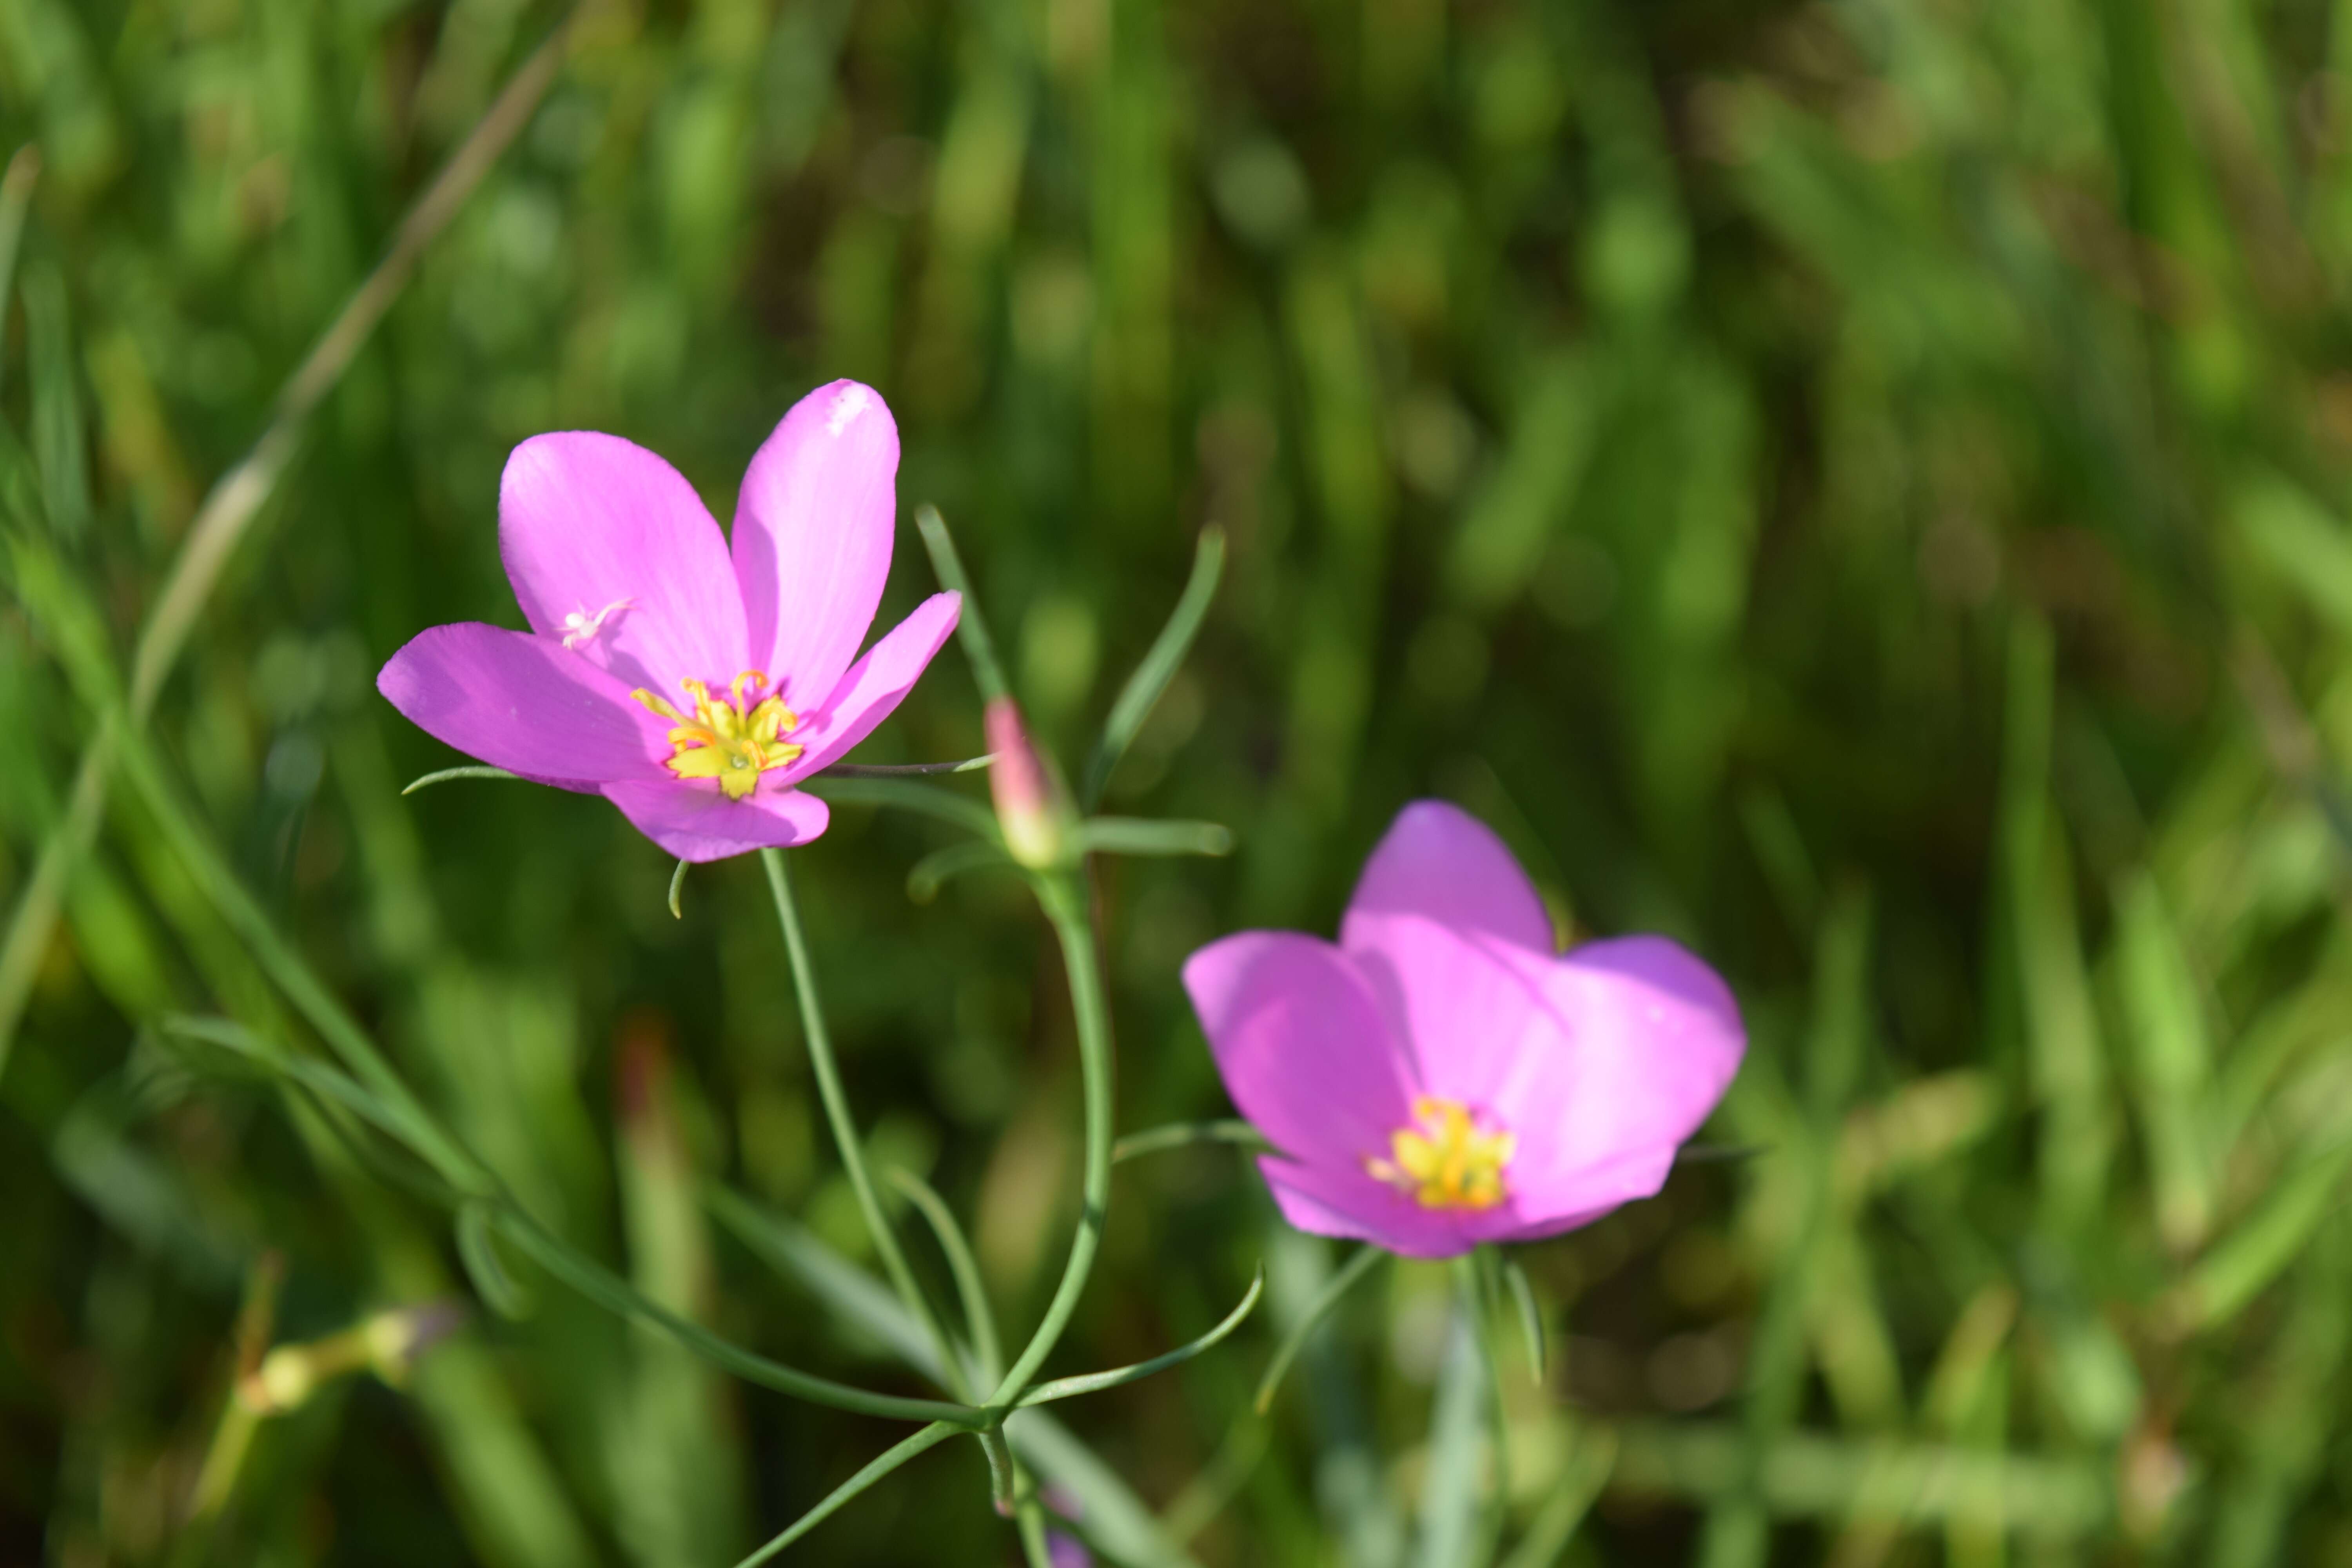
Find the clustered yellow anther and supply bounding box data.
[632,670,803,800]
[1366,1096,1516,1212]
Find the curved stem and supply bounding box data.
[987,871,1116,1406]
[762,849,965,1396]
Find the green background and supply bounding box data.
[6,0,2352,1561]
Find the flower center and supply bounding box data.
[632,670,804,800]
[1367,1097,1515,1212]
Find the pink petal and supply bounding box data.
[1343,915,1559,1113]
[775,593,962,779]
[600,780,832,863]
[499,431,749,697]
[730,381,901,710]
[1257,1157,1475,1260]
[1180,932,1419,1171]
[1483,936,1744,1218]
[377,624,672,784]
[1341,800,1555,960]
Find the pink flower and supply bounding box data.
[377,381,960,862]
[1181,802,1744,1259]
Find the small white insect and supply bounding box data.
[561,597,633,650]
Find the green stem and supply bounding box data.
[987,871,1116,1406]
[762,848,965,1396]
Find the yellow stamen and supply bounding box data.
[1366,1097,1515,1212]
[632,670,803,800]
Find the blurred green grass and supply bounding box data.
[8,0,2352,1561]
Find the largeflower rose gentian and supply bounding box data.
[377,380,958,861]
[1182,801,1744,1258]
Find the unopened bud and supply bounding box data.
[986,699,1072,869]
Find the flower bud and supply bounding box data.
[986,698,1073,869]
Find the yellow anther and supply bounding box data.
[1366,1097,1515,1212]
[632,671,802,800]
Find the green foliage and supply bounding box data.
[8,0,2352,1562]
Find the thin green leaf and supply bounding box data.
[1018,1269,1263,1407]
[820,755,995,777]
[887,1167,1004,1389]
[709,1186,1201,1568]
[913,503,1011,703]
[1083,526,1225,808]
[457,1200,534,1319]
[668,858,689,920]
[1113,1119,1272,1165]
[24,261,90,541]
[401,764,521,794]
[908,840,1009,904]
[1255,1244,1385,1414]
[1413,1295,1488,1568]
[802,774,1000,838]
[730,1420,959,1568]
[1076,818,1233,858]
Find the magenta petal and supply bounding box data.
[499,431,749,696]
[777,592,962,779]
[1257,1157,1474,1260]
[731,381,901,710]
[1181,932,1419,1170]
[1341,800,1555,960]
[600,780,831,862]
[1485,936,1744,1214]
[377,624,671,783]
[1345,917,1559,1113]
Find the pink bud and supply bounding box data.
[986,698,1069,869]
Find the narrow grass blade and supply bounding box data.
[667,858,689,920]
[0,145,39,391]
[1076,818,1234,857]
[1501,1253,1546,1385]
[730,1420,959,1567]
[1255,1243,1385,1414]
[1018,1269,1263,1406]
[456,1200,534,1319]
[1496,1429,1616,1568]
[1413,1303,1487,1568]
[1114,1119,1272,1165]
[1083,526,1224,808]
[913,503,1010,702]
[401,764,520,794]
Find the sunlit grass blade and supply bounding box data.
[801,774,1001,837]
[730,1419,960,1568]
[401,764,521,794]
[1082,526,1224,809]
[457,1200,534,1320]
[1496,1427,1615,1568]
[2162,1141,2352,1333]
[1076,818,1233,857]
[1114,1119,1272,1165]
[667,858,689,920]
[1254,1244,1385,1414]
[913,503,1011,703]
[887,1167,1004,1389]
[0,7,580,1085]
[1018,1269,1263,1406]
